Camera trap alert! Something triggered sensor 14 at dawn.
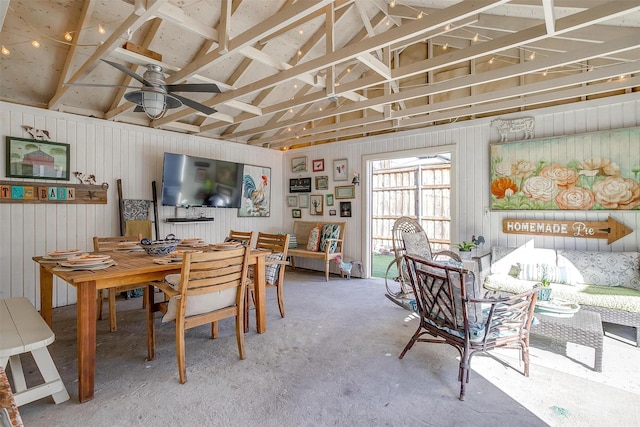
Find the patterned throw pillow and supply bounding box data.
[161,274,236,323]
[306,226,321,251]
[401,231,433,259]
[319,224,341,253]
[265,252,284,285]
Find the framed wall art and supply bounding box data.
[239,165,271,217]
[289,177,312,193]
[326,193,334,206]
[340,201,352,217]
[333,158,348,181]
[6,136,70,180]
[310,195,324,215]
[315,175,328,190]
[312,159,324,172]
[298,194,309,208]
[335,185,355,199]
[329,209,337,216]
[292,209,302,218]
[291,156,307,172]
[490,127,640,211]
[287,195,298,207]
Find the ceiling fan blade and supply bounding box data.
[165,83,221,93]
[64,83,141,89]
[168,93,217,116]
[101,59,150,86]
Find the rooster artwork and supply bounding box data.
[239,165,271,217]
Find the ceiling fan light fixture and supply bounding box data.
[142,91,167,119]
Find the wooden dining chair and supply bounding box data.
[93,235,145,332]
[245,232,290,331]
[226,230,254,247]
[146,247,251,384]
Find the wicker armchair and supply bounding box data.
[400,254,538,400]
[385,216,460,309]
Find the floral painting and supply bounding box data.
[490,127,640,210]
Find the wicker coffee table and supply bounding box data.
[530,309,603,372]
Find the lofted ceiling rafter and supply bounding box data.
[1,0,638,150]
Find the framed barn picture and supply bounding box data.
[6,136,70,180]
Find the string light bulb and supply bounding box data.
[489,56,495,64]
[31,40,40,48]
[1,45,10,56]
[64,32,73,42]
[417,11,423,19]
[472,33,479,42]
[443,43,449,50]
[528,51,536,60]
[389,0,396,7]
[542,69,548,76]
[98,24,105,35]
[444,24,451,31]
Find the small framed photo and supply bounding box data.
[326,193,334,206]
[312,159,324,172]
[287,195,298,207]
[291,156,307,172]
[340,201,352,217]
[289,177,312,193]
[329,209,337,216]
[298,194,309,208]
[315,175,328,190]
[310,195,324,215]
[333,158,348,181]
[292,209,302,218]
[335,185,355,199]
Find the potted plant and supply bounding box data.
[456,241,477,260]
[537,266,552,301]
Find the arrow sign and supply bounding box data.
[502,216,633,244]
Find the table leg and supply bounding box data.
[77,280,97,403]
[39,265,53,326]
[146,284,156,361]
[254,256,266,334]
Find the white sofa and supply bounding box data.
[479,246,640,346]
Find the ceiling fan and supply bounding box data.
[67,59,220,119]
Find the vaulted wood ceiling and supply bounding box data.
[1,0,639,150]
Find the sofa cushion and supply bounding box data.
[484,274,640,313]
[556,250,640,289]
[490,246,557,275]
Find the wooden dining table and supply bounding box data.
[33,248,268,403]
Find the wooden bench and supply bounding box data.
[0,298,69,407]
[288,221,345,281]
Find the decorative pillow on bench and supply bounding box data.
[320,224,341,253]
[307,226,321,251]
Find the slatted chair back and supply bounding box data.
[400,254,538,400]
[227,230,254,247]
[93,234,141,252]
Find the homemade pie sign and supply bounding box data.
[502,216,633,244]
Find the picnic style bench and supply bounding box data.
[288,221,345,281]
[0,297,69,407]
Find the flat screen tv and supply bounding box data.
[161,152,244,208]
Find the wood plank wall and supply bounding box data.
[283,93,640,275]
[0,103,283,308]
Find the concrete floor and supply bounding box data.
[11,270,640,427]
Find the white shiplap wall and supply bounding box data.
[0,102,283,308]
[2,94,639,306]
[284,93,640,275]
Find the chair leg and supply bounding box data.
[276,284,285,318]
[211,321,219,339]
[235,315,246,360]
[108,290,117,332]
[97,290,104,320]
[176,322,187,384]
[399,325,422,359]
[243,289,250,333]
[325,260,330,281]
